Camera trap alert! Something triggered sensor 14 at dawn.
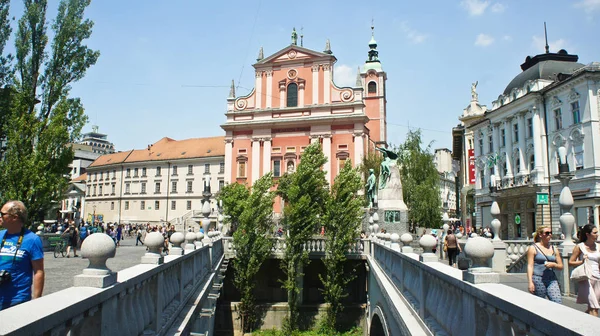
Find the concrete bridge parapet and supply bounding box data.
[0,234,225,336]
[368,241,600,336]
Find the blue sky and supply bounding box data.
[7,0,600,152]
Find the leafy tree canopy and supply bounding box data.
[0,0,99,222]
[395,129,441,228]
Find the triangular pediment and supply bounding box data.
[255,45,334,66]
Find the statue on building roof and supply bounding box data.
[471,81,479,101]
[291,27,298,46]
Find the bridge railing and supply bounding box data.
[222,237,369,258]
[372,241,600,336]
[0,234,224,336]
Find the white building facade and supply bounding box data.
[83,136,225,225]
[434,148,458,217]
[467,49,600,239]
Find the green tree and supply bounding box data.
[277,143,329,332]
[0,0,13,144]
[396,129,441,228]
[218,182,250,233]
[221,174,276,333]
[0,0,99,221]
[319,160,363,332]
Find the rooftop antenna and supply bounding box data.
[300,26,304,47]
[544,22,549,54]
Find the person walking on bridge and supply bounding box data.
[569,224,600,316]
[527,225,563,304]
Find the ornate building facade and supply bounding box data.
[464,48,600,239]
[222,29,388,214]
[83,136,225,225]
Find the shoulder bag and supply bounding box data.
[571,244,594,282]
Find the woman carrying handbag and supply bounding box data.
[526,225,563,303]
[569,224,600,316]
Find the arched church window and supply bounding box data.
[287,83,298,107]
[368,81,377,94]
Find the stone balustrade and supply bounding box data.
[505,240,561,273]
[371,241,600,335]
[0,233,225,336]
[222,237,369,259]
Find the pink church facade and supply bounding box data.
[222,30,388,214]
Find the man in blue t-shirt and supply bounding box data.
[0,200,45,310]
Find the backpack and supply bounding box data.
[80,226,88,239]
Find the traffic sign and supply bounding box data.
[536,193,549,205]
[514,214,521,225]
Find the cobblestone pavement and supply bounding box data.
[42,235,147,295]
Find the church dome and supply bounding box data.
[503,50,584,95]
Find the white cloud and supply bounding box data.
[491,3,506,13]
[575,0,600,13]
[475,33,495,47]
[400,22,428,44]
[461,0,490,16]
[333,64,357,88]
[531,35,570,53]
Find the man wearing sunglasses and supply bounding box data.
[0,201,45,310]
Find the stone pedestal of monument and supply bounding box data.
[376,161,409,235]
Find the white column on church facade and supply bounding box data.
[225,139,233,184]
[251,139,261,184]
[354,132,364,165]
[298,82,305,108]
[492,123,500,177]
[265,70,273,108]
[517,112,527,174]
[279,84,285,108]
[263,138,272,176]
[312,65,319,105]
[323,64,331,104]
[322,135,332,184]
[310,135,319,144]
[503,118,514,179]
[255,71,263,109]
[531,106,544,180]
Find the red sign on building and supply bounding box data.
[468,149,476,184]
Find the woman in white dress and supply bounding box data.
[569,224,600,316]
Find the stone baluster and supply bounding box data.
[463,237,498,283]
[184,232,196,254]
[556,145,576,295]
[169,232,185,256]
[195,232,204,248]
[384,233,391,247]
[141,232,165,264]
[390,233,400,252]
[489,185,508,273]
[419,234,438,262]
[74,233,117,288]
[400,233,413,253]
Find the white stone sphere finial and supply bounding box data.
[170,232,185,248]
[464,237,494,270]
[80,233,116,275]
[419,234,437,254]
